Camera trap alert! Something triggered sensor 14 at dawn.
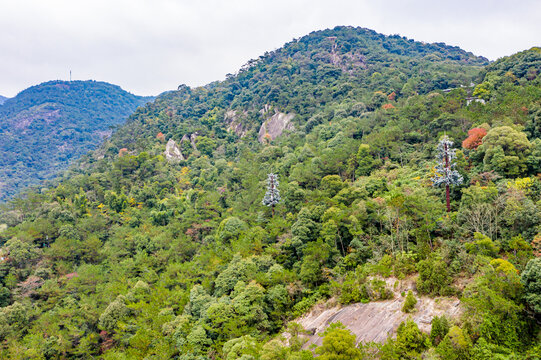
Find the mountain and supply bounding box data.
[1,27,540,359]
[0,95,8,105]
[107,26,487,154]
[0,80,153,201]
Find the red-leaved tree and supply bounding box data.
[462,127,487,150]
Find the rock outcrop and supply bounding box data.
[296,295,461,347]
[180,133,198,150]
[258,112,295,143]
[164,139,184,162]
[224,110,249,137]
[288,277,462,348]
[327,37,367,73]
[190,133,198,149]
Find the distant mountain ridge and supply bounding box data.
[0,80,153,201]
[0,95,8,105]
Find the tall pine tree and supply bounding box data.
[432,136,463,212]
[262,173,280,217]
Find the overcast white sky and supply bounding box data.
[1,0,540,97]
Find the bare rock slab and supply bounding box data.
[164,139,184,162]
[296,295,461,348]
[258,112,295,143]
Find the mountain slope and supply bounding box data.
[105,26,487,156]
[0,27,540,359]
[482,46,541,79]
[0,80,153,200]
[0,95,7,105]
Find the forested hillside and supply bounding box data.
[0,81,152,201]
[0,27,540,359]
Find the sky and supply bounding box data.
[1,0,540,97]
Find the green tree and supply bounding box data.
[356,144,376,177]
[394,319,429,359]
[186,324,212,355]
[230,280,270,332]
[222,335,260,360]
[283,181,306,213]
[3,237,38,268]
[0,286,10,307]
[320,175,346,197]
[98,295,130,332]
[402,290,417,313]
[464,232,500,258]
[214,255,256,297]
[104,191,128,213]
[429,316,450,346]
[299,240,331,287]
[461,266,526,350]
[435,326,471,360]
[315,322,363,360]
[218,217,247,243]
[416,253,454,296]
[521,257,541,314]
[477,126,531,177]
[0,302,31,341]
[196,136,217,156]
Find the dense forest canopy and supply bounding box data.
[0,80,153,201]
[0,26,540,359]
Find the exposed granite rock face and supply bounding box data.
[181,134,190,146]
[164,139,184,162]
[258,112,295,143]
[259,104,271,115]
[327,37,367,72]
[190,133,198,149]
[297,296,461,347]
[180,133,198,150]
[164,133,198,162]
[224,110,249,137]
[290,277,462,347]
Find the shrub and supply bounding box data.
[416,254,454,296]
[430,315,450,345]
[316,322,364,360]
[435,326,471,360]
[402,291,417,313]
[464,232,500,257]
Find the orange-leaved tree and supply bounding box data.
[462,127,487,150]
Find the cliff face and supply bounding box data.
[164,139,184,162]
[224,110,249,137]
[258,112,295,143]
[292,278,462,347]
[297,295,461,347]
